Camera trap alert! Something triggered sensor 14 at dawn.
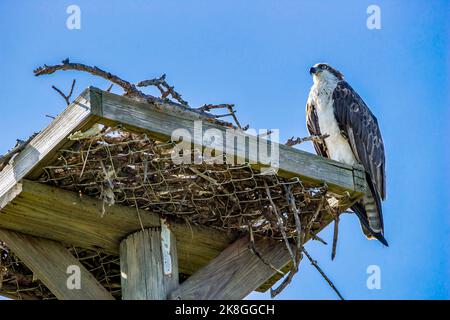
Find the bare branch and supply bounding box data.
[196,104,233,112]
[264,181,296,267]
[51,79,76,105]
[137,74,189,106]
[195,103,247,130]
[309,230,328,245]
[285,134,330,147]
[303,248,344,300]
[34,58,138,95]
[257,130,273,139]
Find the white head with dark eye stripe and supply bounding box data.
[309,63,344,84]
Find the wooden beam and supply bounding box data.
[0,90,96,201]
[120,227,179,299]
[0,180,236,275]
[169,236,291,300]
[89,87,366,198]
[0,228,114,300]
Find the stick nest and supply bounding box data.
[0,124,348,299]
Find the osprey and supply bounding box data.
[306,63,387,246]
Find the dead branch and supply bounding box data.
[247,224,285,276]
[264,181,296,267]
[52,79,76,105]
[331,214,340,260]
[196,104,233,112]
[34,59,247,130]
[257,130,274,139]
[270,185,304,298]
[137,74,188,106]
[303,248,344,300]
[285,134,329,147]
[34,58,139,95]
[196,103,246,130]
[309,230,328,245]
[285,185,302,253]
[305,197,324,235]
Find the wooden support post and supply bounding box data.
[0,228,114,300]
[120,225,179,300]
[170,236,292,300]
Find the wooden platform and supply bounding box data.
[0,88,366,299]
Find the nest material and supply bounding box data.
[38,125,341,238]
[0,125,346,299]
[0,245,121,300]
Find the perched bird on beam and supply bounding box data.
[306,63,387,246]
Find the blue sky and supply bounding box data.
[0,0,448,299]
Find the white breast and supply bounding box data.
[308,81,357,166]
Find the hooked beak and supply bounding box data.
[309,67,318,75]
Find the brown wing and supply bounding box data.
[306,100,328,158]
[332,81,386,200]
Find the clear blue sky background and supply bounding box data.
[0,0,448,300]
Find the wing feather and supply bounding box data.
[332,81,386,200]
[306,99,328,158]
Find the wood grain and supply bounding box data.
[91,87,366,197]
[0,90,94,200]
[170,236,292,300]
[120,228,179,299]
[0,180,236,275]
[0,228,114,300]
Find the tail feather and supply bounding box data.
[351,172,388,246]
[351,202,388,246]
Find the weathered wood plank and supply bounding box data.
[120,227,178,299]
[0,180,236,275]
[0,90,95,201]
[169,236,291,300]
[90,88,365,197]
[0,228,114,300]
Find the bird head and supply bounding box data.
[309,63,344,83]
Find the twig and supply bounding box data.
[257,130,274,139]
[270,185,304,298]
[305,197,324,235]
[270,261,300,298]
[225,105,243,130]
[196,103,246,130]
[284,185,302,252]
[285,134,330,147]
[264,181,296,267]
[137,74,189,106]
[324,204,340,260]
[309,231,328,245]
[331,214,339,260]
[34,58,139,95]
[247,223,285,276]
[196,104,233,112]
[51,79,76,105]
[303,248,344,300]
[133,191,145,232]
